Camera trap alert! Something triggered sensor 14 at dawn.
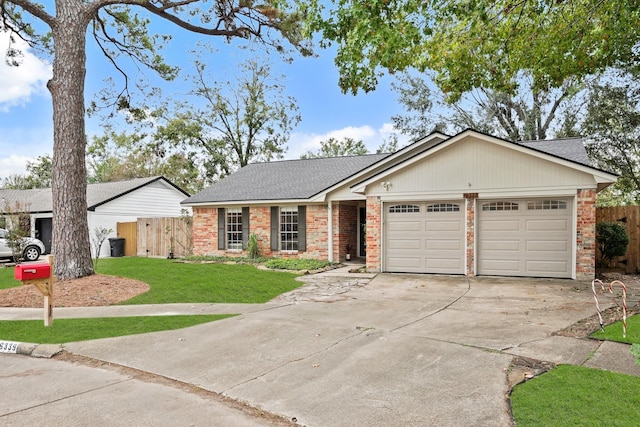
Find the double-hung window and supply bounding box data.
[280,207,298,251]
[218,207,248,251]
[226,208,243,250]
[270,206,306,252]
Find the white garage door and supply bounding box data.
[385,201,465,274]
[478,199,572,278]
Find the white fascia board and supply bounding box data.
[378,193,463,202]
[373,186,592,201]
[182,199,315,208]
[313,133,450,199]
[477,187,589,199]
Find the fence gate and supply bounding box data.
[116,222,138,257]
[596,206,639,274]
[137,217,192,258]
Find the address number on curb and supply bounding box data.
[0,341,19,353]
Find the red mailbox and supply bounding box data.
[14,263,51,281]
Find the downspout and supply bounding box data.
[327,201,333,262]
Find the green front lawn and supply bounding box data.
[96,257,302,304]
[510,364,640,426]
[0,315,233,344]
[0,257,305,344]
[0,257,304,303]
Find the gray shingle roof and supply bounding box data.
[0,176,187,213]
[184,134,597,205]
[516,138,591,166]
[183,154,389,204]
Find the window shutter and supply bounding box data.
[217,208,225,250]
[242,207,250,249]
[270,206,279,251]
[298,205,306,252]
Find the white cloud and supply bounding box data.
[288,125,380,158]
[0,154,32,181]
[0,32,52,110]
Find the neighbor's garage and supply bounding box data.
[385,201,465,274]
[477,198,572,278]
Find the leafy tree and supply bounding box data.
[1,155,52,189]
[390,72,581,141]
[301,137,368,158]
[308,1,640,97]
[582,75,640,205]
[1,0,311,279]
[0,199,31,263]
[153,58,300,181]
[87,130,204,193]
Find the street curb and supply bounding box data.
[16,342,63,358]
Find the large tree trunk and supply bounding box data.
[47,3,94,280]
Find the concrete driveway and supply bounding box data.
[60,273,617,427]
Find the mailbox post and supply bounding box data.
[14,256,55,326]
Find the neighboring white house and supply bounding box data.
[0,176,190,258]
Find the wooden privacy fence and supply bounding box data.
[596,206,640,274]
[116,217,192,258]
[116,222,138,256]
[137,217,192,258]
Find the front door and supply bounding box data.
[359,207,366,257]
[36,218,52,254]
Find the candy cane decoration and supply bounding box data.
[608,280,627,339]
[592,279,606,332]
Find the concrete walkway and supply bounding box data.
[2,266,640,426]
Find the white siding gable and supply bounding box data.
[92,180,188,216]
[366,137,597,199]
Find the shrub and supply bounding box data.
[247,233,260,259]
[596,222,630,267]
[264,258,334,271]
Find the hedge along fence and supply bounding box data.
[596,206,639,273]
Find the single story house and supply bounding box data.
[0,176,190,258]
[182,129,617,280]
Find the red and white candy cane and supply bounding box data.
[608,280,628,339]
[592,279,606,332]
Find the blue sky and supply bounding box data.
[0,19,409,182]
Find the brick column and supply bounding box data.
[192,207,217,256]
[576,188,597,280]
[464,193,478,276]
[366,196,382,272]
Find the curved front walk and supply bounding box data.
[3,269,639,426]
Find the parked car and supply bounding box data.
[0,228,46,262]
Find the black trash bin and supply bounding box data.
[108,237,125,257]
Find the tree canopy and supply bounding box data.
[1,0,312,279]
[309,1,640,97]
[300,137,368,158]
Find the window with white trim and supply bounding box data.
[226,208,243,250]
[527,200,567,210]
[482,201,519,211]
[389,204,420,213]
[280,207,298,251]
[427,203,460,212]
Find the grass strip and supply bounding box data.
[511,364,640,426]
[591,314,640,344]
[0,314,233,344]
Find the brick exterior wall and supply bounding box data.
[576,188,597,280]
[332,202,358,262]
[192,207,217,255]
[464,193,478,276]
[365,196,382,271]
[192,205,329,260]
